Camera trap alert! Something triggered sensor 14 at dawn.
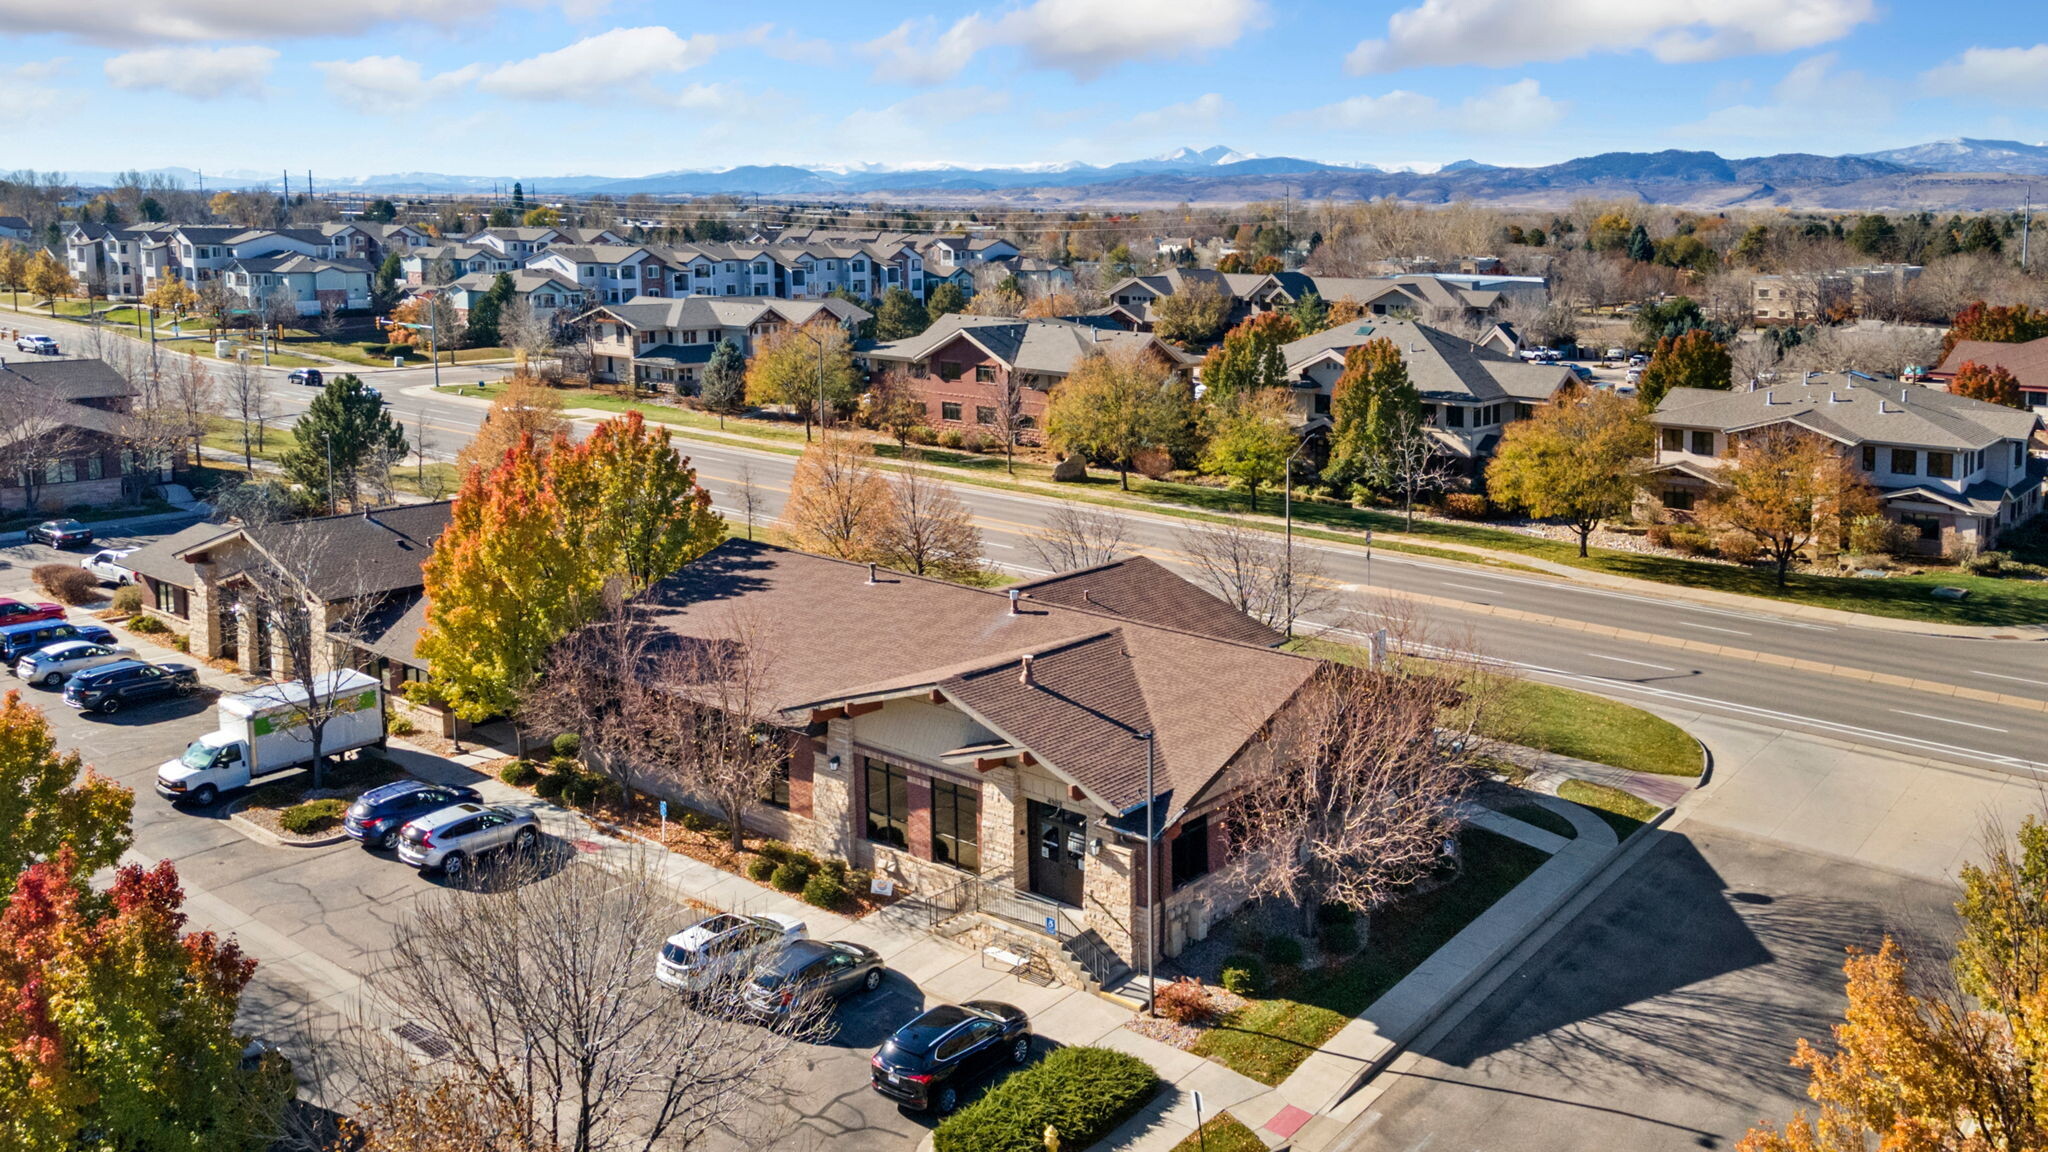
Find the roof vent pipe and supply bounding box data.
[1019,654,1035,685]
[867,562,878,585]
[1900,388,1909,404]
[1008,588,1021,615]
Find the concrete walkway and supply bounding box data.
[1485,740,1701,808]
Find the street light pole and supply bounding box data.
[1281,429,1322,639]
[796,326,827,442]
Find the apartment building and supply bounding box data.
[401,244,521,286]
[578,295,871,390]
[1102,269,1546,336]
[438,269,591,327]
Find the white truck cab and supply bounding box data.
[83,548,137,585]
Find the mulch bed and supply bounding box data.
[1124,980,1253,1051]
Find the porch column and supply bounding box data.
[795,716,858,863]
[976,764,1023,889]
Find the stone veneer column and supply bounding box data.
[798,716,858,863]
[1083,830,1139,959]
[187,577,222,659]
[975,764,1022,888]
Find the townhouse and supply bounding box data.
[0,215,30,242]
[1102,269,1548,336]
[577,295,871,390]
[531,239,929,305]
[462,225,626,258]
[223,253,376,317]
[65,222,380,307]
[859,314,1195,444]
[1650,374,2046,553]
[438,269,591,328]
[320,221,431,264]
[400,243,520,286]
[1276,317,1570,468]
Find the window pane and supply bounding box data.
[865,758,908,849]
[932,779,980,873]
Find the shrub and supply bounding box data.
[110,585,144,613]
[1319,922,1361,956]
[746,855,777,882]
[756,840,792,864]
[1644,523,1674,548]
[1713,532,1761,563]
[124,614,168,634]
[933,1046,1159,1152]
[387,714,418,737]
[499,760,540,787]
[1665,523,1716,556]
[1220,957,1262,996]
[960,430,993,453]
[1263,935,1305,967]
[32,563,98,605]
[820,857,848,883]
[170,634,189,653]
[938,429,966,450]
[1965,550,2012,576]
[552,732,581,758]
[548,755,579,775]
[1153,978,1215,1025]
[1316,902,1356,928]
[680,810,724,834]
[1441,492,1491,520]
[1230,923,1266,955]
[533,771,568,801]
[802,871,847,909]
[277,798,348,835]
[770,861,810,893]
[1848,514,1910,557]
[905,425,938,446]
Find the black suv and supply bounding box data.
[287,368,323,387]
[0,622,114,665]
[344,780,483,850]
[871,1001,1032,1113]
[62,660,198,714]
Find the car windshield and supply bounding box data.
[661,942,699,966]
[179,744,216,770]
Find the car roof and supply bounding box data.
[73,659,149,681]
[413,802,489,829]
[888,1004,977,1053]
[664,912,754,950]
[0,619,66,636]
[30,640,96,657]
[762,938,834,973]
[361,779,451,805]
[44,519,83,527]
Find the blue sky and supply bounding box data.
[3,0,2047,179]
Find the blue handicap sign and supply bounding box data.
[1043,916,1058,936]
[659,800,669,820]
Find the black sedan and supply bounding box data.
[344,780,484,850]
[741,939,884,1023]
[871,1001,1032,1113]
[27,519,94,548]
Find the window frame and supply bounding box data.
[863,757,909,850]
[931,778,980,874]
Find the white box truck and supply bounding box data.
[156,670,387,806]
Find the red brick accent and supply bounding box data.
[789,737,818,819]
[906,773,934,861]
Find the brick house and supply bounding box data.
[0,358,169,512]
[858,315,1196,445]
[635,540,1316,988]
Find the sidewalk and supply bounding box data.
[1484,740,1701,808]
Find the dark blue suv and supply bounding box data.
[0,620,114,665]
[344,780,483,851]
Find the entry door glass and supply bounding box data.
[1027,801,1086,908]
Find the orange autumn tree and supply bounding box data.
[1742,818,2048,1151]
[1951,361,2025,409]
[1941,301,2048,360]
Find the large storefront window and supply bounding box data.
[932,779,980,873]
[864,757,908,849]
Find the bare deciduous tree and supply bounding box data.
[317,297,344,339]
[878,460,982,578]
[650,611,792,852]
[0,386,88,514]
[520,594,665,806]
[730,462,763,542]
[1225,659,1485,939]
[502,297,554,372]
[408,407,443,497]
[169,351,217,464]
[1025,502,1130,572]
[221,355,267,472]
[1177,519,1340,635]
[331,854,823,1152]
[1370,405,1463,531]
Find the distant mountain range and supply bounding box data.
[48,139,2048,212]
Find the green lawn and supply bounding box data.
[1498,801,1578,840]
[202,417,458,500]
[1190,827,1551,1085]
[1170,1113,1265,1152]
[1557,779,1658,839]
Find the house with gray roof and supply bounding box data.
[1102,270,1548,338]
[1650,374,2046,553]
[437,268,591,327]
[0,357,164,512]
[578,294,872,391]
[224,253,376,317]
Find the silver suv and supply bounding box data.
[395,803,539,881]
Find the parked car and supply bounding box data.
[63,659,198,715]
[742,939,886,1023]
[345,780,484,850]
[656,913,808,993]
[871,1001,1033,1114]
[1629,353,1649,367]
[287,368,323,387]
[395,803,540,881]
[27,519,94,548]
[1625,366,1644,386]
[1567,363,1595,381]
[0,598,63,627]
[16,639,135,686]
[0,620,115,666]
[82,547,137,585]
[1603,347,1627,365]
[15,335,58,355]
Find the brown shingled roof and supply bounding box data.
[1012,555,1283,648]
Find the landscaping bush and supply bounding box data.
[757,840,793,864]
[746,855,777,883]
[110,585,144,614]
[1318,922,1361,956]
[1154,978,1215,1025]
[1965,550,2012,576]
[933,1046,1159,1152]
[680,810,724,834]
[961,430,993,453]
[1713,532,1761,563]
[32,563,98,606]
[770,861,810,893]
[801,871,847,909]
[1643,523,1674,548]
[170,634,189,653]
[533,771,568,801]
[124,613,168,634]
[1220,957,1263,997]
[277,798,348,835]
[499,760,540,787]
[552,732,581,758]
[1441,493,1491,520]
[820,857,847,883]
[938,429,966,450]
[547,755,579,775]
[1229,923,1266,955]
[1848,513,1910,557]
[387,714,418,737]
[905,425,938,446]
[1262,935,1305,967]
[1664,523,1716,557]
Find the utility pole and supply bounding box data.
[2024,190,2033,270]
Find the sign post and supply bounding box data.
[658,800,668,842]
[1192,1091,1206,1152]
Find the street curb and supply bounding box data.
[222,796,350,849]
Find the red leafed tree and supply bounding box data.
[1941,301,2048,359]
[0,852,289,1151]
[1950,360,2025,409]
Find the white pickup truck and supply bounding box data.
[82,548,137,586]
[156,670,387,806]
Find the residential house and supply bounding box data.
[1931,335,2048,411]
[438,269,591,328]
[1276,318,1568,469]
[524,244,670,303]
[0,358,169,511]
[923,235,1022,270]
[402,244,518,286]
[1101,269,1546,335]
[1649,375,2045,553]
[224,254,376,316]
[122,502,452,682]
[859,314,1196,444]
[0,216,30,242]
[577,295,872,391]
[634,538,1315,979]
[321,221,430,264]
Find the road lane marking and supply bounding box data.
[1973,671,2043,686]
[1678,622,1752,636]
[1889,709,2009,733]
[1582,653,1678,671]
[1441,582,1498,594]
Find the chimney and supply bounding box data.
[1019,654,1035,685]
[1008,588,1021,615]
[866,562,878,585]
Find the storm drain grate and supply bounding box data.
[392,1022,453,1059]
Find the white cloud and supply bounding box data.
[478,26,718,101]
[864,0,1263,84]
[1127,93,1233,133]
[316,56,482,114]
[1676,53,1890,139]
[1922,45,2048,105]
[1346,0,1873,73]
[104,45,277,99]
[840,87,1014,149]
[0,0,503,43]
[0,61,63,125]
[739,24,837,66]
[1300,79,1563,135]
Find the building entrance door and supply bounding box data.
[1026,801,1086,908]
